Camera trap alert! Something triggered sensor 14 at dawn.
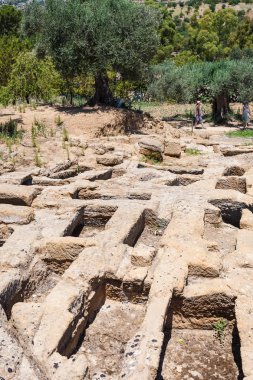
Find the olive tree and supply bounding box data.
[23,0,160,105]
[149,59,253,123]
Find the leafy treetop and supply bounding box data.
[0,5,21,36]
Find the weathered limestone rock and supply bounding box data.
[137,138,164,156]
[204,206,222,224]
[94,144,115,155]
[123,267,148,300]
[12,302,43,344]
[166,175,200,186]
[16,356,40,380]
[0,184,40,206]
[127,191,151,200]
[0,224,13,239]
[50,353,89,380]
[43,160,76,175]
[78,169,112,181]
[96,154,123,166]
[0,305,40,380]
[236,297,253,378]
[131,244,156,266]
[75,184,102,200]
[245,174,253,196]
[0,204,34,224]
[0,325,24,379]
[33,281,89,361]
[234,229,253,268]
[177,280,235,328]
[2,121,253,380]
[49,169,79,179]
[164,140,181,158]
[213,144,220,153]
[0,171,32,185]
[69,137,87,148]
[240,209,253,230]
[36,237,95,274]
[223,165,245,177]
[221,147,253,156]
[168,167,204,175]
[0,161,14,174]
[48,165,90,180]
[32,176,67,186]
[215,176,247,193]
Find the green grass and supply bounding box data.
[62,126,69,142]
[34,148,43,167]
[226,129,253,138]
[141,152,163,165]
[54,114,64,126]
[0,119,24,145]
[185,148,202,155]
[33,118,47,137]
[213,318,227,343]
[132,101,161,108]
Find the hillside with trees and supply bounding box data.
[0,0,253,122]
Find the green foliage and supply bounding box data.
[0,5,21,36]
[0,119,23,152]
[18,103,26,113]
[31,125,37,148]
[149,59,253,122]
[156,218,169,229]
[226,130,253,138]
[185,148,202,155]
[173,51,200,66]
[2,52,61,104]
[213,318,227,342]
[33,118,47,137]
[23,0,160,102]
[0,36,29,89]
[21,1,45,41]
[34,148,42,167]
[154,218,169,235]
[141,152,163,164]
[54,114,63,126]
[62,127,69,142]
[146,6,253,65]
[148,61,202,103]
[2,0,253,107]
[31,118,47,147]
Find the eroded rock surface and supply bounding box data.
[0,119,253,380]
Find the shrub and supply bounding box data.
[0,119,23,143]
[54,114,64,126]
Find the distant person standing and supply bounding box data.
[242,102,251,129]
[194,100,204,130]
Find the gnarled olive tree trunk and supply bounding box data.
[93,72,114,106]
[212,93,230,124]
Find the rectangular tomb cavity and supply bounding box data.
[123,209,170,249]
[208,199,253,228]
[157,293,244,380]
[69,205,117,238]
[57,280,147,378]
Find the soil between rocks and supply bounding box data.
[160,328,240,380]
[80,300,145,378]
